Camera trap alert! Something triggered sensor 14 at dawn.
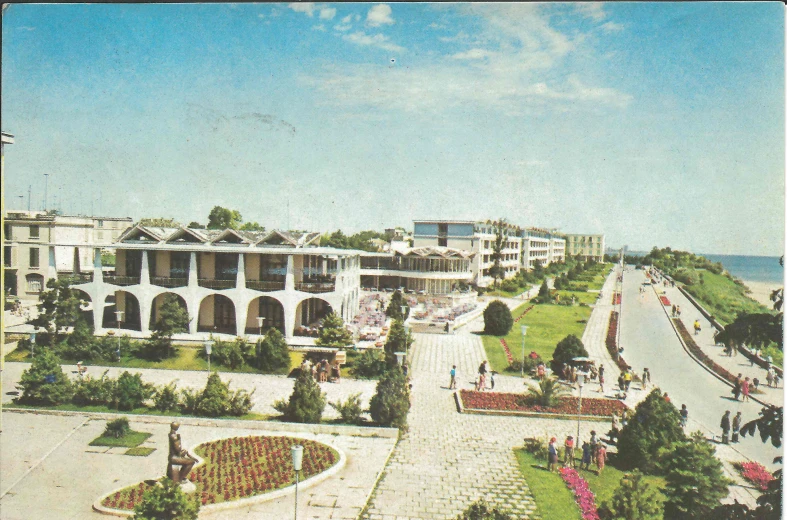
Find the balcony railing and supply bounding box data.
[246,280,286,292]
[104,275,141,286]
[198,278,236,290]
[59,272,94,284]
[152,276,188,288]
[295,282,335,294]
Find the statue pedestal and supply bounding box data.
[179,481,197,494]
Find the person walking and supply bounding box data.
[618,373,625,393]
[741,377,751,402]
[449,365,457,390]
[598,371,605,394]
[478,361,487,392]
[548,437,559,472]
[589,431,599,464]
[732,375,742,400]
[596,444,607,475]
[563,436,575,467]
[732,412,742,443]
[580,442,592,471]
[642,368,651,390]
[693,319,701,335]
[623,369,632,391]
[721,411,731,444]
[663,392,671,403]
[680,404,689,428]
[671,305,677,317]
[767,366,775,388]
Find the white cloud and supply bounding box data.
[257,13,265,19]
[600,21,624,33]
[334,24,352,32]
[312,24,326,32]
[341,14,353,23]
[428,22,446,29]
[451,48,494,60]
[342,31,404,52]
[288,3,315,17]
[438,31,469,43]
[319,7,336,20]
[574,3,606,22]
[367,4,394,27]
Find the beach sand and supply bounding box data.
[742,280,783,308]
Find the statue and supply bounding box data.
[166,422,197,484]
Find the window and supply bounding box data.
[26,274,44,293]
[3,223,11,240]
[438,237,447,247]
[29,248,40,268]
[97,220,104,228]
[29,225,40,239]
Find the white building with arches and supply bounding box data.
[62,224,361,342]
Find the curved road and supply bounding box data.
[617,266,781,470]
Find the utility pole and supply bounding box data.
[28,185,31,211]
[44,173,49,211]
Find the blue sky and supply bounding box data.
[2,2,784,255]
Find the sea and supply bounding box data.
[701,254,784,285]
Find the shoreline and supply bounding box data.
[741,279,783,308]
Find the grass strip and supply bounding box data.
[514,449,582,520]
[124,447,156,457]
[89,431,152,448]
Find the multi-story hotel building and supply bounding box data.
[65,224,361,340]
[412,220,523,287]
[360,246,475,294]
[520,228,566,269]
[565,233,606,262]
[3,211,133,300]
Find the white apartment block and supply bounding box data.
[3,211,132,300]
[565,233,606,261]
[63,224,361,341]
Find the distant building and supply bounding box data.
[2,132,14,303]
[565,233,606,261]
[3,211,132,300]
[360,246,475,294]
[521,228,566,269]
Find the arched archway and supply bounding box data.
[198,294,236,334]
[71,288,94,327]
[246,296,285,335]
[149,293,189,331]
[295,297,333,336]
[103,290,141,330]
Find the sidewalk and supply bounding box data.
[652,282,783,408]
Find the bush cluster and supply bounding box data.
[483,300,513,335]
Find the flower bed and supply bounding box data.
[500,338,514,364]
[611,292,621,305]
[514,305,535,323]
[460,390,627,417]
[605,311,629,372]
[101,436,339,511]
[735,461,775,491]
[660,296,671,306]
[559,467,600,520]
[674,319,739,386]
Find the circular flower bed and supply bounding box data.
[101,436,339,511]
[460,390,627,417]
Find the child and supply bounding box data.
[580,442,592,470]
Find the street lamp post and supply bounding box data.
[30,331,37,359]
[520,325,528,378]
[394,352,406,367]
[114,310,124,361]
[291,444,304,520]
[400,304,407,322]
[204,340,214,373]
[576,373,585,448]
[256,316,266,337]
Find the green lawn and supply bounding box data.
[515,449,582,520]
[515,449,666,519]
[482,301,593,372]
[125,447,156,456]
[682,270,771,325]
[6,403,272,422]
[90,430,151,448]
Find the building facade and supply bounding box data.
[565,233,606,261]
[360,246,475,294]
[520,228,566,269]
[66,224,361,341]
[3,211,132,300]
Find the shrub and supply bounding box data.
[499,279,519,293]
[315,312,354,349]
[207,338,249,370]
[104,417,131,438]
[369,367,410,429]
[599,469,663,520]
[551,334,588,372]
[617,389,686,472]
[522,437,548,460]
[193,372,253,417]
[153,382,181,412]
[456,499,512,520]
[384,320,413,367]
[72,370,114,406]
[133,477,199,520]
[255,328,290,373]
[330,393,364,424]
[274,371,326,423]
[537,279,551,303]
[179,388,199,415]
[113,372,155,411]
[522,377,568,407]
[351,348,387,378]
[483,300,513,336]
[16,349,73,405]
[385,290,410,321]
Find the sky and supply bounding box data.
[2,2,784,256]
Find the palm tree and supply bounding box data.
[524,377,569,407]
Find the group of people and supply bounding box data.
[475,360,495,391]
[547,431,607,474]
[720,410,744,444]
[300,358,341,383]
[670,305,682,318]
[731,374,752,402]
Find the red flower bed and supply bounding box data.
[736,461,775,491]
[674,319,739,386]
[559,467,600,520]
[611,292,621,305]
[514,305,534,323]
[500,338,514,364]
[460,390,627,416]
[605,311,629,372]
[660,296,671,306]
[101,436,339,511]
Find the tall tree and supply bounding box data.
[384,319,413,368]
[145,295,190,360]
[32,278,86,342]
[239,221,265,231]
[489,219,507,288]
[315,312,354,349]
[207,206,243,229]
[385,290,410,321]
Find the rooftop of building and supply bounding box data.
[4,211,133,222]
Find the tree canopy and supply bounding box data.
[321,229,393,252]
[207,206,243,230]
[315,312,354,349]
